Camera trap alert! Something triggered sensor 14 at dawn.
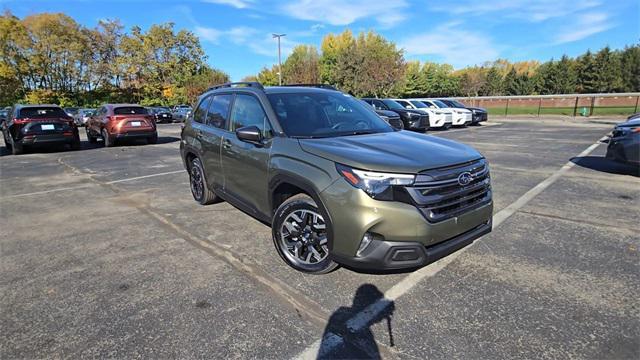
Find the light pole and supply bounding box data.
[272,33,286,85]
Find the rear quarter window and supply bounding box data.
[114,107,147,115]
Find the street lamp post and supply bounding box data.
[272,33,286,86]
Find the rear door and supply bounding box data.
[195,94,233,191]
[220,93,273,217]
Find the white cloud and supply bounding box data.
[432,0,601,22]
[282,0,408,27]
[203,0,254,9]
[196,26,298,57]
[195,26,223,43]
[554,12,613,44]
[399,23,499,68]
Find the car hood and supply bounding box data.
[467,107,487,113]
[298,131,483,173]
[617,118,640,128]
[375,109,400,118]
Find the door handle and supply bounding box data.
[222,139,232,149]
[195,129,203,137]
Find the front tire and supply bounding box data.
[189,157,220,205]
[272,194,339,274]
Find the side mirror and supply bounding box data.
[236,125,263,145]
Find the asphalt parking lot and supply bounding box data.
[1,119,638,359]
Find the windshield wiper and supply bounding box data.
[335,130,379,137]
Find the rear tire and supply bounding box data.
[102,128,114,147]
[189,157,220,205]
[272,194,339,274]
[71,134,81,150]
[11,140,23,155]
[3,130,12,151]
[86,127,98,143]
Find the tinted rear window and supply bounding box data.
[114,107,147,115]
[19,107,68,118]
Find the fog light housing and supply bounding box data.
[356,232,373,257]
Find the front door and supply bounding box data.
[221,93,273,217]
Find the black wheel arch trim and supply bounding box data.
[269,172,335,252]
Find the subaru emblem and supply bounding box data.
[457,172,473,186]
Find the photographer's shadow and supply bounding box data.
[318,284,395,360]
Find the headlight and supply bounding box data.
[336,164,415,200]
[407,112,419,118]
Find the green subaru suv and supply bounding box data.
[180,83,493,274]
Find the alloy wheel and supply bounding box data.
[279,209,329,266]
[190,163,204,200]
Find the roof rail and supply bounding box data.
[207,82,264,91]
[281,84,338,91]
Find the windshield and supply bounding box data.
[267,92,393,138]
[442,99,465,108]
[114,106,147,115]
[431,100,449,108]
[451,100,467,108]
[382,99,404,110]
[19,107,68,118]
[410,100,428,109]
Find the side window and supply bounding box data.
[230,94,272,137]
[193,96,211,124]
[372,100,386,110]
[205,94,232,129]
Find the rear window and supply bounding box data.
[19,107,68,119]
[114,107,147,115]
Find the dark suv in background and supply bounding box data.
[362,98,429,131]
[180,82,493,274]
[2,104,80,155]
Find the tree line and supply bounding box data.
[246,29,640,98]
[1,11,638,107]
[0,11,229,107]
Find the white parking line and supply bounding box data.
[2,170,185,199]
[294,136,606,360]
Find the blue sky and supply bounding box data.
[4,0,639,80]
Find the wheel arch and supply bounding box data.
[269,173,335,251]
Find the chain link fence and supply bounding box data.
[451,93,640,117]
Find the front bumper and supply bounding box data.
[606,137,639,165]
[472,112,488,123]
[429,114,447,128]
[332,219,491,271]
[320,179,493,272]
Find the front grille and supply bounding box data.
[419,115,429,128]
[387,117,403,129]
[405,159,491,222]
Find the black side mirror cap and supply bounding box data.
[236,125,263,145]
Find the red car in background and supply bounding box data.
[1,104,80,155]
[86,104,157,147]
